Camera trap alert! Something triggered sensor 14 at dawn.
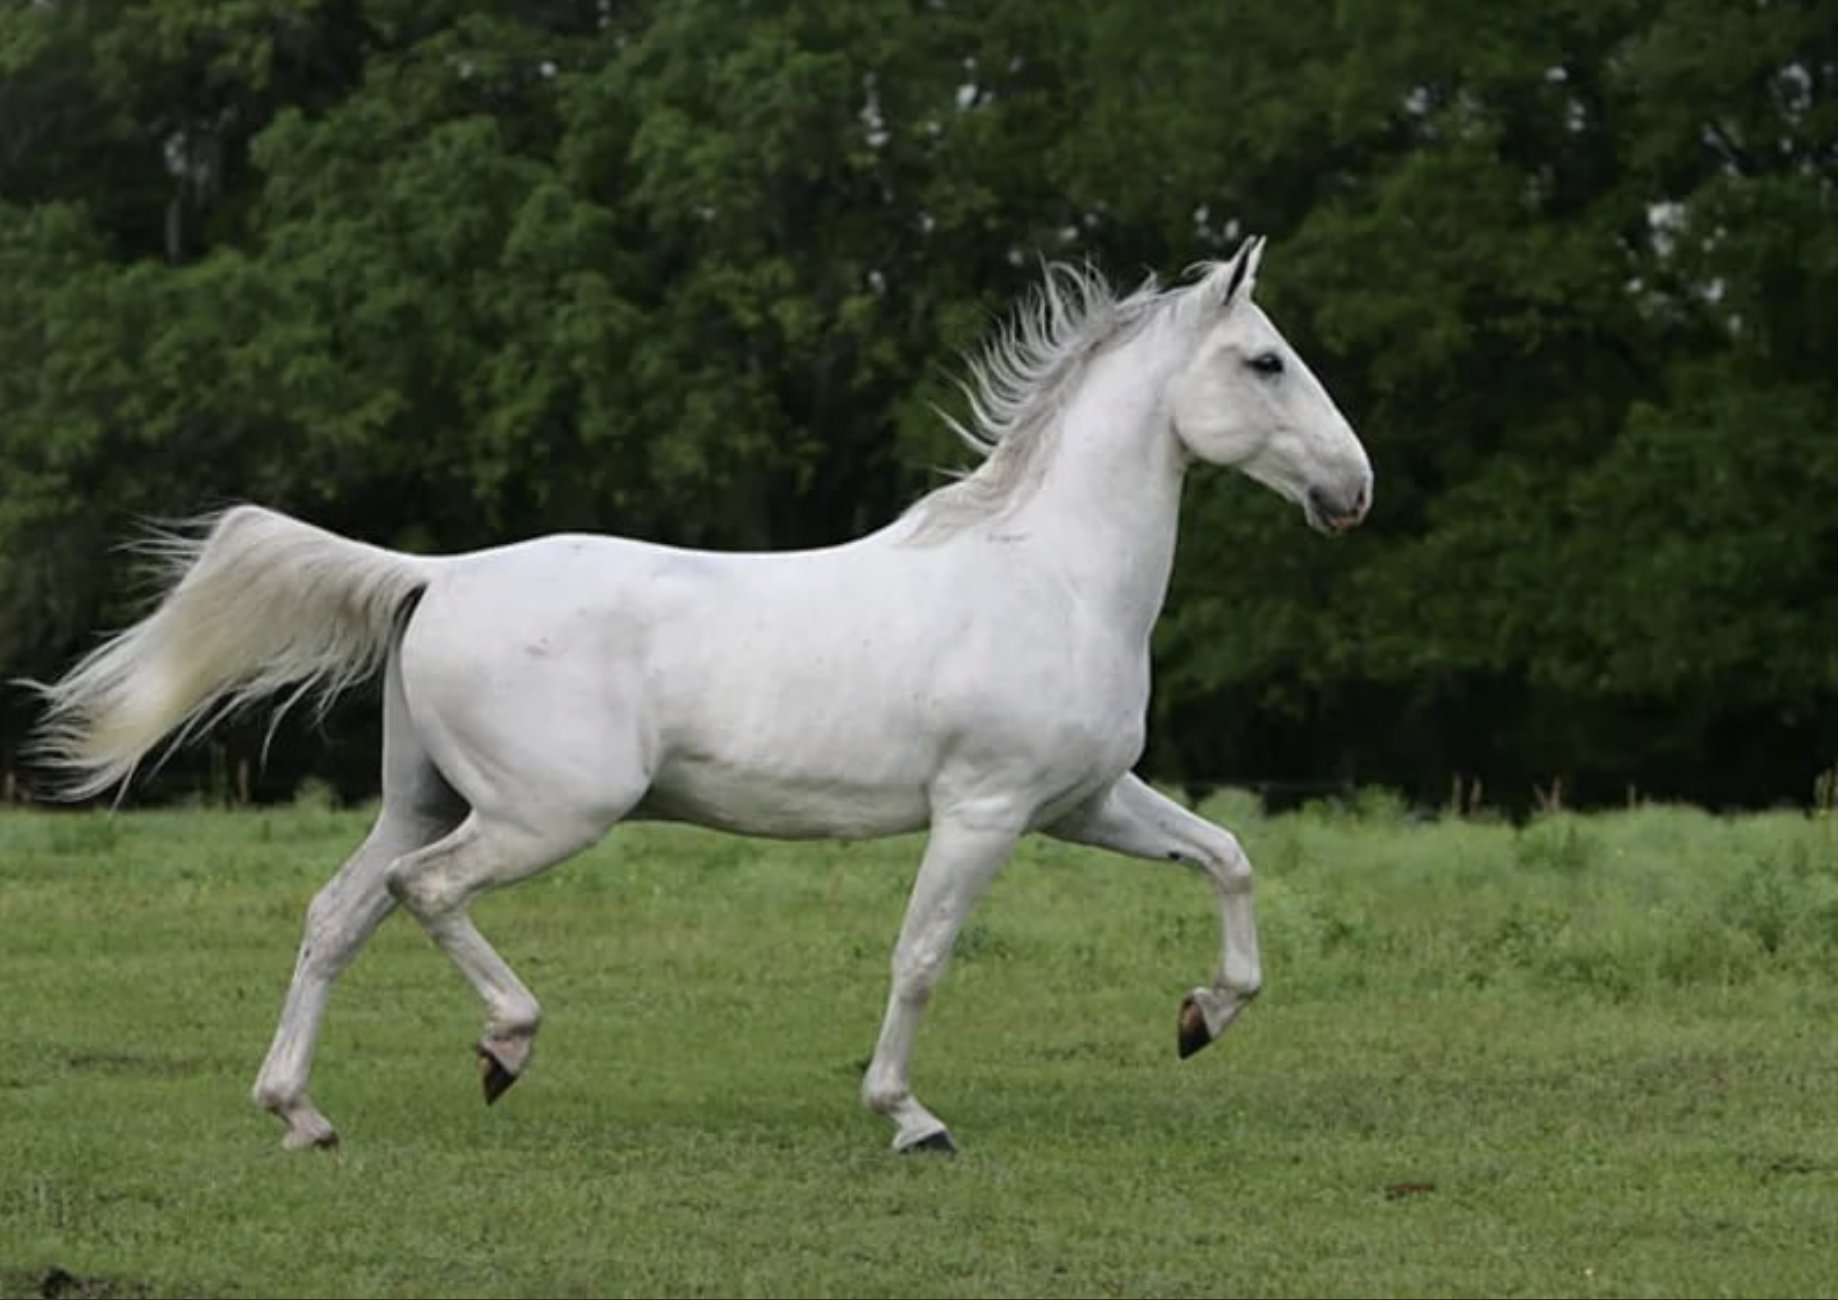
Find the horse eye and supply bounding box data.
[1248,351,1284,377]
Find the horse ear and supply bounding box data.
[1182,236,1266,328]
[1218,235,1265,306]
[1192,235,1266,316]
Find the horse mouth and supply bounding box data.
[1304,499,1359,535]
[1304,484,1370,535]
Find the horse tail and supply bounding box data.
[28,505,435,800]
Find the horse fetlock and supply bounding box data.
[256,1087,339,1151]
[859,1072,909,1117]
[1218,968,1262,1004]
[251,1074,302,1115]
[479,1030,534,1074]
[279,1112,340,1151]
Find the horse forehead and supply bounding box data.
[1207,300,1282,352]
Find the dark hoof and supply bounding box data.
[477,1047,519,1106]
[1177,995,1214,1060]
[904,1130,958,1156]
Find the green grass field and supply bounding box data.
[4,793,1836,1298]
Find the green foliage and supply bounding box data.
[1,0,1834,806]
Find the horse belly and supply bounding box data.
[637,756,932,840]
[636,583,949,838]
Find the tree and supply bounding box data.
[1,0,1833,809]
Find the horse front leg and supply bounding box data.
[861,810,1021,1154]
[1047,774,1262,1056]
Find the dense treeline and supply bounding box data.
[1,0,1833,810]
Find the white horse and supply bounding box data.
[33,237,1371,1153]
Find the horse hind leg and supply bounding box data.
[252,655,464,1150]
[382,810,614,1106]
[252,797,459,1149]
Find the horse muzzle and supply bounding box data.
[1305,481,1371,535]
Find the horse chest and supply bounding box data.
[946,641,1150,786]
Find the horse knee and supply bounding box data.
[1202,828,1254,894]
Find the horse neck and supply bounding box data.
[1006,326,1189,643]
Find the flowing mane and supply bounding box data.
[904,262,1174,538]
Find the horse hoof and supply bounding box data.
[478,1047,519,1105]
[903,1130,958,1156]
[281,1123,340,1152]
[1177,994,1214,1060]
